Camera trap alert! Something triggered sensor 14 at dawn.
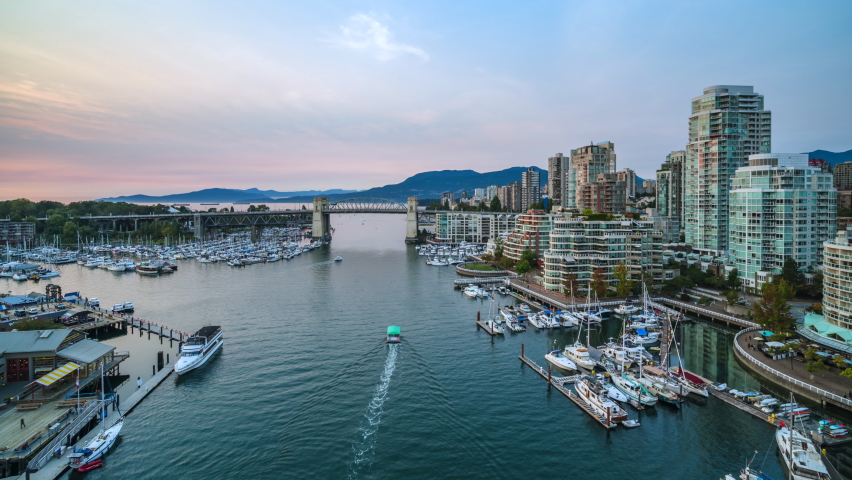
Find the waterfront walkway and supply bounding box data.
[734,327,852,411]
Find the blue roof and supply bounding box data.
[0,295,38,307]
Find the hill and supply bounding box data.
[808,149,852,166]
[265,167,549,203]
[98,188,359,203]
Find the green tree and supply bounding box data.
[805,272,823,298]
[515,260,532,276]
[12,318,64,331]
[563,273,580,298]
[61,221,78,244]
[780,257,802,288]
[833,355,848,369]
[520,248,537,264]
[726,290,739,305]
[842,368,852,379]
[493,237,504,259]
[591,267,607,299]
[478,201,488,211]
[45,213,67,235]
[806,357,828,375]
[727,268,739,290]
[752,279,796,331]
[839,207,852,217]
[613,262,632,297]
[230,206,235,212]
[498,256,514,270]
[582,208,594,216]
[489,196,502,212]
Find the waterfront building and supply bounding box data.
[728,154,836,292]
[617,168,637,200]
[823,231,852,331]
[542,214,665,292]
[548,153,568,208]
[0,330,115,383]
[440,192,456,207]
[656,150,685,222]
[835,162,852,189]
[644,208,681,243]
[520,168,541,211]
[577,173,626,214]
[435,212,517,244]
[503,210,555,261]
[0,221,36,246]
[684,85,772,256]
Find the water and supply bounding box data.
[14,214,794,479]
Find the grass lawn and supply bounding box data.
[464,263,501,272]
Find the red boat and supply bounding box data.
[78,459,103,472]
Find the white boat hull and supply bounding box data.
[175,339,223,375]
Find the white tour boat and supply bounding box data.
[544,350,577,371]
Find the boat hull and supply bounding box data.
[175,338,223,375]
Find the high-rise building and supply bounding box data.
[440,192,456,207]
[508,181,522,211]
[569,141,616,211]
[642,180,656,193]
[497,186,512,211]
[823,231,852,330]
[835,162,852,190]
[656,150,685,221]
[436,212,518,243]
[577,173,626,213]
[548,153,568,208]
[485,185,498,201]
[520,167,541,211]
[683,85,771,256]
[473,188,485,199]
[617,168,637,200]
[728,154,836,293]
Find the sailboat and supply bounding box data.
[68,364,124,470]
[563,304,597,371]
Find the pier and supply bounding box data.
[518,345,617,429]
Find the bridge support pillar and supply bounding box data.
[405,197,419,243]
[193,214,205,240]
[312,197,330,240]
[250,226,262,243]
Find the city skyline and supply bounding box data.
[1,1,851,202]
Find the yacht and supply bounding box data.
[625,371,680,405]
[69,366,124,470]
[776,423,831,480]
[175,326,224,375]
[574,375,628,424]
[563,343,595,371]
[544,350,577,371]
[614,302,640,315]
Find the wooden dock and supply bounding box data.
[707,388,779,426]
[518,345,618,429]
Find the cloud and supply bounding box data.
[335,14,428,61]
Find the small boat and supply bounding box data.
[175,326,224,375]
[614,302,640,315]
[122,302,134,312]
[545,350,577,371]
[334,256,343,262]
[69,419,123,470]
[77,459,103,472]
[621,419,640,428]
[387,326,401,344]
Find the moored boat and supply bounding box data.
[175,326,224,375]
[387,325,401,343]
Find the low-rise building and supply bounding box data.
[435,212,517,244]
[0,222,36,245]
[542,215,665,292]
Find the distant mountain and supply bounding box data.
[808,149,852,166]
[98,188,359,203]
[268,167,549,203]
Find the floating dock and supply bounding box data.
[519,345,619,429]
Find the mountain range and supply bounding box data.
[97,149,848,205]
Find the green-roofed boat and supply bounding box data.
[387,326,401,344]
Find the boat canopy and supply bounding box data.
[635,328,648,336]
[758,330,775,337]
[387,326,400,336]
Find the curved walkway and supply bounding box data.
[734,327,852,409]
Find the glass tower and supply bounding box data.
[683,86,771,256]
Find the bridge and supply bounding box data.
[57,197,440,242]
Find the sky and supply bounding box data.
[1,0,851,202]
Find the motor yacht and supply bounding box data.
[545,350,577,371]
[175,326,224,375]
[574,375,629,424]
[776,423,831,480]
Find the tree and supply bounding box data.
[489,196,502,212]
[842,368,852,379]
[498,256,514,270]
[726,290,739,305]
[493,237,504,259]
[480,253,494,262]
[563,273,580,298]
[45,213,66,235]
[806,357,828,375]
[62,221,78,244]
[727,269,739,290]
[591,267,607,299]
[613,262,632,297]
[752,279,796,332]
[833,355,848,369]
[839,207,852,218]
[529,201,545,210]
[478,201,488,211]
[805,272,823,298]
[582,208,594,216]
[230,206,235,212]
[520,248,537,264]
[515,260,532,276]
[779,257,802,288]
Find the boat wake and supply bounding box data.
[349,344,398,479]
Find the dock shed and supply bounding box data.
[0,330,77,383]
[59,308,91,326]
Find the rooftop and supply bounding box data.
[58,339,115,364]
[0,330,72,354]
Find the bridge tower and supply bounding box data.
[405,197,419,243]
[193,213,206,240]
[312,197,330,240]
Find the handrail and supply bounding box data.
[25,398,108,469]
[733,327,852,408]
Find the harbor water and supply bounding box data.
[31,214,796,479]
